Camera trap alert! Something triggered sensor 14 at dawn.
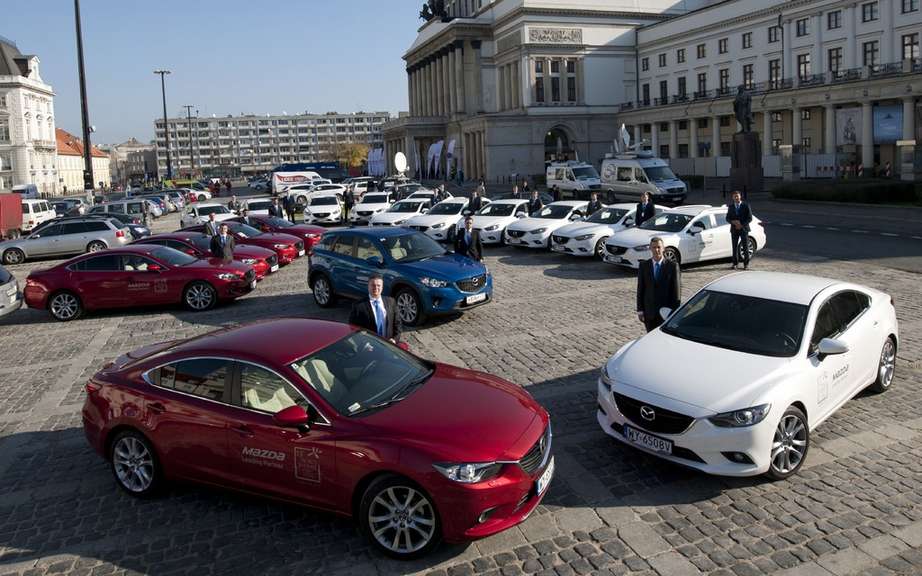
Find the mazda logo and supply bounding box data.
[539,433,547,453]
[640,406,655,421]
[472,277,480,285]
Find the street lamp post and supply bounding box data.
[183,104,195,178]
[154,69,172,180]
[73,0,94,193]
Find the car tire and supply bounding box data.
[663,247,681,265]
[594,237,609,258]
[311,274,335,307]
[765,405,809,481]
[197,194,206,201]
[738,238,757,263]
[49,290,83,322]
[868,337,896,393]
[183,281,217,311]
[2,247,25,265]
[86,240,107,253]
[109,429,162,497]
[395,287,424,326]
[359,474,442,559]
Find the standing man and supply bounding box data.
[142,199,151,227]
[454,216,483,261]
[239,208,255,227]
[348,274,402,343]
[268,197,283,218]
[210,223,235,261]
[726,190,752,269]
[283,194,296,223]
[636,237,681,333]
[468,188,485,213]
[227,195,242,214]
[343,186,355,223]
[528,190,543,215]
[587,192,603,214]
[635,191,655,227]
[522,179,530,196]
[204,212,220,236]
[224,179,233,196]
[511,185,520,200]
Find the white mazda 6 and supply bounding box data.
[597,271,898,480]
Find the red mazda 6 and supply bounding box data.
[132,233,279,280]
[182,222,304,265]
[24,246,257,321]
[82,319,553,558]
[229,215,325,253]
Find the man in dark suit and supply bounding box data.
[349,275,402,342]
[283,194,296,223]
[468,189,485,213]
[636,237,681,333]
[204,212,220,236]
[528,190,543,215]
[454,216,483,261]
[587,192,603,214]
[268,198,283,218]
[726,190,753,269]
[635,191,655,227]
[210,223,235,261]
[239,209,255,227]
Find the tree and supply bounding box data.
[332,142,369,168]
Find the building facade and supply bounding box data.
[108,137,156,185]
[55,128,110,192]
[0,36,57,193]
[154,111,390,178]
[381,0,717,182]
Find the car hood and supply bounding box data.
[607,330,791,415]
[608,227,677,247]
[554,221,617,237]
[471,215,514,228]
[242,232,301,245]
[360,364,546,462]
[183,258,252,273]
[279,225,325,236]
[372,212,417,223]
[233,245,276,259]
[405,213,461,226]
[506,217,568,232]
[394,252,486,281]
[354,203,390,212]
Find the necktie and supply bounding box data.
[465,231,471,245]
[654,261,660,281]
[373,299,386,337]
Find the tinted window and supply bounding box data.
[355,237,383,261]
[640,213,693,232]
[0,266,11,284]
[126,202,144,215]
[810,301,839,350]
[21,203,31,214]
[158,359,229,402]
[239,364,310,414]
[120,255,157,271]
[76,255,120,271]
[109,204,126,214]
[150,247,197,266]
[60,222,88,235]
[35,224,62,237]
[331,236,355,257]
[691,215,714,230]
[617,167,633,182]
[84,221,110,232]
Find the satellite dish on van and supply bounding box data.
[394,152,408,175]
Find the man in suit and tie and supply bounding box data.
[227,195,242,214]
[239,208,254,227]
[635,191,655,227]
[349,275,402,343]
[528,190,543,215]
[268,197,283,218]
[636,237,681,333]
[454,216,483,261]
[210,223,235,261]
[468,188,485,213]
[204,212,220,236]
[726,190,753,269]
[587,192,603,214]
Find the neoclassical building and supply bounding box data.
[382,0,716,181]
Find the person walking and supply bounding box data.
[527,190,543,215]
[636,237,681,333]
[726,190,752,269]
[210,223,235,261]
[587,192,603,214]
[454,216,483,261]
[348,275,402,343]
[636,191,655,227]
[204,212,220,236]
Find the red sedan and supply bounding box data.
[182,222,304,265]
[229,215,325,253]
[82,319,553,558]
[132,233,279,280]
[25,246,256,321]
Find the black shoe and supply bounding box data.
[731,264,738,270]
[744,263,749,270]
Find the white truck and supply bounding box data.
[545,161,604,202]
[271,171,321,194]
[599,151,687,205]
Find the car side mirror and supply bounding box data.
[147,264,162,273]
[687,229,697,235]
[516,213,526,218]
[274,405,311,431]
[570,215,582,221]
[624,218,634,227]
[29,234,41,239]
[659,307,673,321]
[421,208,429,214]
[817,338,849,359]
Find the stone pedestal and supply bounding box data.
[779,145,802,182]
[898,139,918,181]
[730,132,763,197]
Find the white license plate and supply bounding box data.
[536,457,555,495]
[270,264,279,272]
[466,292,487,305]
[298,249,305,257]
[624,425,673,454]
[249,280,257,290]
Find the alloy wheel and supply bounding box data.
[595,237,609,258]
[397,291,419,324]
[368,486,437,555]
[87,241,106,253]
[663,247,680,263]
[770,414,807,475]
[878,338,896,388]
[185,282,215,310]
[113,436,155,493]
[312,276,331,306]
[50,293,80,321]
[2,248,24,265]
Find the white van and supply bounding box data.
[600,152,687,205]
[545,161,603,201]
[12,184,39,199]
[21,199,56,232]
[271,171,321,194]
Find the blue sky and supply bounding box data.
[4,0,421,145]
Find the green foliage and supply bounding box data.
[771,179,921,204]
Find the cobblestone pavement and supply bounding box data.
[0,212,921,576]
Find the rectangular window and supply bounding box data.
[719,38,728,54]
[659,80,668,103]
[797,53,812,80]
[678,120,688,130]
[641,84,650,105]
[535,60,544,103]
[697,72,707,95]
[0,94,5,109]
[743,64,754,89]
[904,0,920,12]
[642,57,649,71]
[802,137,811,149]
[720,116,731,127]
[677,48,685,63]
[828,10,842,29]
[801,109,811,120]
[903,33,920,60]
[771,138,782,153]
[771,112,783,122]
[660,123,669,132]
[677,76,687,97]
[863,40,879,68]
[742,32,752,49]
[697,118,709,129]
[720,142,732,156]
[769,59,781,88]
[551,76,560,102]
[697,43,706,58]
[719,68,730,93]
[862,2,879,21]
[828,47,843,74]
[660,145,670,158]
[796,18,809,37]
[658,53,666,67]
[567,76,576,102]
[0,120,9,142]
[160,359,229,402]
[768,26,780,43]
[678,144,689,158]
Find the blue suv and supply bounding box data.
[309,228,492,325]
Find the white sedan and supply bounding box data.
[369,199,428,227]
[242,196,274,216]
[597,271,898,479]
[471,199,531,244]
[179,203,236,228]
[603,205,766,268]
[504,201,589,249]
[303,194,343,224]
[349,192,393,224]
[404,198,489,243]
[550,203,663,258]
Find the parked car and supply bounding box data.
[23,245,257,321]
[11,183,39,199]
[242,196,274,216]
[0,264,23,318]
[504,201,589,249]
[179,203,235,228]
[369,199,429,227]
[551,203,665,258]
[227,215,325,253]
[35,214,150,242]
[248,177,269,192]
[349,192,393,225]
[309,227,492,326]
[470,199,531,245]
[180,187,212,202]
[89,199,156,221]
[303,194,343,224]
[183,221,305,265]
[139,196,167,217]
[0,217,130,265]
[600,153,687,205]
[164,190,186,210]
[50,197,88,217]
[20,199,56,233]
[597,271,898,479]
[133,233,279,280]
[405,198,488,243]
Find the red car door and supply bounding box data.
[120,254,173,306]
[70,254,129,308]
[142,358,236,484]
[225,362,342,510]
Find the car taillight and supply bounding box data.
[86,381,101,394]
[25,278,45,290]
[115,230,125,238]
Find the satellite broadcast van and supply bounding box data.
[600,151,687,205]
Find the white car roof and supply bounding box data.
[664,204,722,216]
[246,196,272,202]
[195,202,225,209]
[311,193,341,199]
[606,203,637,210]
[705,272,840,306]
[549,200,588,207]
[486,198,528,205]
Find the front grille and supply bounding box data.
[507,230,526,238]
[410,225,429,232]
[295,241,304,251]
[667,187,684,194]
[552,235,568,244]
[243,269,256,283]
[519,425,551,476]
[313,212,330,218]
[456,274,487,292]
[606,245,627,256]
[614,393,694,435]
[266,255,278,267]
[357,211,373,216]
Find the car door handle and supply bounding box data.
[148,402,166,414]
[230,425,254,438]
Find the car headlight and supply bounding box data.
[633,244,651,252]
[394,219,406,225]
[433,462,503,484]
[530,227,547,234]
[575,234,593,241]
[274,243,289,249]
[430,222,445,229]
[600,363,613,390]
[216,272,240,281]
[241,258,257,264]
[708,404,771,428]
[484,224,499,231]
[419,277,449,288]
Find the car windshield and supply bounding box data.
[248,201,272,210]
[198,205,230,216]
[150,246,197,267]
[263,216,293,228]
[644,166,678,182]
[290,331,433,416]
[408,193,434,200]
[535,205,575,219]
[361,194,389,204]
[662,290,808,357]
[477,203,518,216]
[572,166,600,180]
[389,201,424,213]
[639,212,693,232]
[427,202,465,215]
[229,223,263,237]
[587,208,629,224]
[188,236,211,252]
[310,196,339,206]
[380,232,445,262]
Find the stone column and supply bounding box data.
[435,56,444,117]
[861,100,874,168]
[904,97,916,140]
[524,55,533,108]
[825,104,836,154]
[501,65,509,111]
[422,62,430,116]
[454,41,465,114]
[712,117,721,157]
[408,70,415,116]
[651,123,660,155]
[813,13,823,76]
[783,19,793,83]
[762,110,772,155]
[669,120,678,159]
[845,5,857,69]
[442,50,451,116]
[542,58,551,106]
[881,0,893,63]
[633,125,642,149]
[471,41,484,113]
[480,131,487,180]
[792,107,802,147]
[512,61,520,109]
[448,48,456,117]
[689,118,699,158]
